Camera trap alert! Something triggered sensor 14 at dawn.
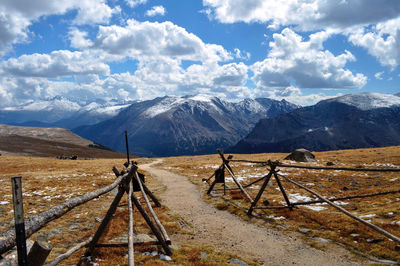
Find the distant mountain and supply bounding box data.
[0,97,131,129]
[0,124,123,158]
[74,95,298,157]
[230,92,400,153]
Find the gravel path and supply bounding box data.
[141,160,364,265]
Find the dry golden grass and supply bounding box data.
[156,146,400,262]
[0,155,258,265]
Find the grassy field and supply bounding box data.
[0,155,257,265]
[155,146,400,263]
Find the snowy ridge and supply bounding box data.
[327,92,400,110]
[141,95,223,118]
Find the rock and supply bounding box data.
[68,223,79,230]
[160,254,172,261]
[135,234,156,243]
[201,251,207,259]
[227,258,249,265]
[366,238,384,243]
[350,233,360,238]
[94,217,102,223]
[313,237,330,243]
[284,149,315,162]
[151,251,158,256]
[298,227,311,234]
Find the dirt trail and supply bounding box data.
[141,160,364,265]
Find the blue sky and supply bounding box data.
[0,0,399,107]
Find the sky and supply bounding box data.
[0,0,399,107]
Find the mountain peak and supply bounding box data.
[323,92,400,110]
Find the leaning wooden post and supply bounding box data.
[133,169,171,253]
[247,166,275,216]
[272,168,293,210]
[125,130,130,164]
[279,174,400,244]
[217,150,253,203]
[11,176,28,266]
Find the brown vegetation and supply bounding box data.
[0,155,256,265]
[155,146,400,262]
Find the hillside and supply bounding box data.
[74,95,298,157]
[0,124,124,158]
[230,92,400,153]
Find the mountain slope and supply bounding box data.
[0,124,124,158]
[230,92,400,153]
[74,95,298,157]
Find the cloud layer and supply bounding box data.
[0,0,398,108]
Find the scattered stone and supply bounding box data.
[210,193,222,197]
[47,228,64,238]
[160,254,172,261]
[262,200,270,206]
[94,217,102,223]
[366,238,384,244]
[326,161,335,166]
[151,251,158,256]
[350,180,360,186]
[200,251,207,259]
[284,149,315,162]
[298,227,311,234]
[68,223,79,230]
[227,258,249,265]
[313,237,330,244]
[350,233,360,238]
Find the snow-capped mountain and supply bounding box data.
[230,92,400,154]
[324,92,400,110]
[74,95,298,157]
[0,97,132,128]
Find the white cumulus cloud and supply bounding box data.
[0,0,118,55]
[348,17,400,69]
[94,19,231,62]
[146,6,166,17]
[203,0,400,31]
[1,50,110,78]
[251,28,367,90]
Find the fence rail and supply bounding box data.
[207,150,400,246]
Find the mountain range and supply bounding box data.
[230,92,400,153]
[0,96,132,129]
[73,95,298,157]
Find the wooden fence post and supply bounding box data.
[11,176,27,266]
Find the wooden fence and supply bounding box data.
[0,161,171,265]
[206,150,400,245]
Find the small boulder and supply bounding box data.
[284,149,315,162]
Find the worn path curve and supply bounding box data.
[141,160,363,265]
